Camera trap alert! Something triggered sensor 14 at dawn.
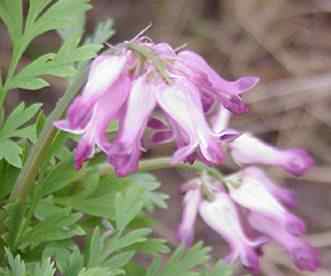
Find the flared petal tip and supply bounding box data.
[67,96,92,129]
[151,130,174,144]
[147,117,168,129]
[74,141,93,170]
[291,244,321,272]
[282,149,315,176]
[235,76,260,94]
[218,129,241,142]
[107,143,140,177]
[176,227,194,248]
[243,255,260,276]
[54,120,69,131]
[222,95,249,114]
[286,214,306,236]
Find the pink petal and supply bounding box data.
[177,188,202,247]
[230,133,314,176]
[108,74,157,176]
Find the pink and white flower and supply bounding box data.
[249,213,320,272]
[156,79,237,165]
[199,192,263,273]
[175,50,259,114]
[108,73,157,176]
[66,52,131,129]
[230,133,314,176]
[177,186,202,247]
[55,74,131,169]
[228,167,305,235]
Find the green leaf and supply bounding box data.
[34,198,72,220]
[5,202,26,250]
[24,0,91,42]
[58,11,86,41]
[40,159,85,196]
[0,0,23,46]
[103,250,135,270]
[56,173,167,220]
[7,40,101,91]
[9,78,49,90]
[85,227,109,268]
[85,227,143,272]
[126,174,168,211]
[0,103,41,167]
[78,267,112,276]
[86,19,115,45]
[201,262,233,276]
[0,161,19,199]
[125,263,146,276]
[109,228,152,254]
[42,240,78,273]
[0,140,23,168]
[0,103,42,141]
[20,212,85,249]
[145,258,161,276]
[4,248,26,276]
[131,238,170,256]
[31,258,56,276]
[61,248,84,276]
[146,243,211,276]
[115,185,145,233]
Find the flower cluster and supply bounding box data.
[55,37,258,175]
[55,35,319,274]
[177,108,319,274]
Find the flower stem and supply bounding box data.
[97,156,225,181]
[10,65,89,202]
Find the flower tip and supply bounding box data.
[283,149,315,176]
[223,96,249,114]
[218,129,240,142]
[151,131,173,144]
[67,96,92,129]
[235,76,260,93]
[176,227,194,248]
[238,247,261,275]
[147,117,168,129]
[53,120,66,130]
[286,214,306,236]
[291,244,321,272]
[74,140,93,171]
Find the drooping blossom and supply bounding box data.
[53,31,320,275]
[175,50,260,114]
[230,132,314,176]
[241,167,297,208]
[108,73,157,176]
[177,182,202,247]
[67,52,132,129]
[55,35,257,173]
[177,168,319,274]
[156,79,238,165]
[199,192,263,273]
[55,73,131,169]
[211,105,232,133]
[249,212,320,272]
[228,167,304,235]
[177,181,264,274]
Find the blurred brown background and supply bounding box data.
[1,0,331,275]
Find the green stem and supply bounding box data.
[1,44,27,108]
[126,42,172,84]
[97,156,225,181]
[10,64,89,201]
